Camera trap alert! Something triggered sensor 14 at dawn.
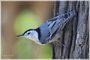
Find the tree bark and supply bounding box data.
[52,1,89,59]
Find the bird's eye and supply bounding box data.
[27,32,30,35]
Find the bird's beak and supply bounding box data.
[17,34,23,37]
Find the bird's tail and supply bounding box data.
[50,10,77,38]
[58,10,77,30]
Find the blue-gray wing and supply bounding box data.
[39,10,76,44]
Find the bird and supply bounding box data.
[17,10,76,45]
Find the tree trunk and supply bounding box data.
[52,1,89,59]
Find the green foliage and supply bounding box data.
[14,10,52,59]
[14,10,42,35]
[15,38,33,58]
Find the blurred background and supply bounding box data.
[1,1,54,59]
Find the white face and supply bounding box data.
[23,30,42,45]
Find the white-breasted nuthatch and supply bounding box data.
[17,10,76,45]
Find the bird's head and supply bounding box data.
[17,29,42,45]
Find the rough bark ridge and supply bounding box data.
[52,1,89,59]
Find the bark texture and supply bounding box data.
[52,1,89,59]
